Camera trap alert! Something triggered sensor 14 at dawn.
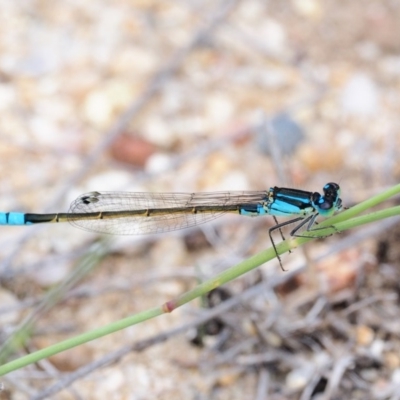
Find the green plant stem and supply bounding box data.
[0,306,163,375]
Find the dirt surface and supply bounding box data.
[0,1,400,399]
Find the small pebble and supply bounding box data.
[83,89,113,128]
[356,325,375,346]
[341,73,380,116]
[110,133,157,167]
[286,364,314,391]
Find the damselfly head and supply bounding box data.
[312,182,342,216]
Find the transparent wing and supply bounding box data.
[68,191,267,235]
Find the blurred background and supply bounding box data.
[1,1,400,399]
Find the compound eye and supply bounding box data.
[323,183,340,195]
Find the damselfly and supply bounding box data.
[0,183,343,269]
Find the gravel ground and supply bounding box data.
[0,1,400,399]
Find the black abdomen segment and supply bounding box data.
[15,205,245,225]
